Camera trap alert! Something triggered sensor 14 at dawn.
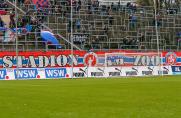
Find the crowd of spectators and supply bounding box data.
[0,0,181,49]
[0,1,40,42]
[0,2,8,10]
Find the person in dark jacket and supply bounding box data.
[0,17,4,27]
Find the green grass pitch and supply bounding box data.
[0,76,181,118]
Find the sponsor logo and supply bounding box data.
[172,66,181,72]
[84,52,98,67]
[109,68,122,77]
[126,67,138,76]
[142,67,154,75]
[45,68,67,78]
[91,72,104,77]
[158,71,168,75]
[132,67,138,72]
[73,68,87,77]
[109,72,121,76]
[91,68,105,77]
[14,69,38,79]
[158,67,169,75]
[126,71,137,76]
[165,52,177,65]
[134,55,160,66]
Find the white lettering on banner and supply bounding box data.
[175,67,181,72]
[46,70,65,77]
[15,56,24,67]
[27,56,37,67]
[38,56,49,67]
[72,33,89,43]
[16,70,36,78]
[68,55,78,66]
[2,55,79,68]
[57,55,67,66]
[45,68,67,78]
[50,56,56,67]
[3,56,13,68]
[134,55,160,66]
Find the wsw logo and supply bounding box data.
[165,52,177,65]
[84,52,98,67]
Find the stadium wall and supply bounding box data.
[0,50,180,80]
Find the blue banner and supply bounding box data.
[172,66,181,75]
[14,69,38,79]
[45,68,67,78]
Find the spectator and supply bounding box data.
[139,33,145,42]
[94,0,99,12]
[54,5,58,13]
[9,10,15,28]
[92,38,100,49]
[76,19,81,31]
[132,38,139,49]
[117,0,120,11]
[132,3,137,13]
[73,0,77,12]
[92,1,97,14]
[67,19,75,32]
[0,2,8,10]
[111,3,114,10]
[152,14,162,27]
[100,5,107,15]
[109,15,114,25]
[157,13,162,26]
[77,0,81,11]
[103,25,108,35]
[68,20,71,32]
[84,42,91,51]
[0,17,5,27]
[57,5,62,14]
[122,37,128,49]
[18,0,25,5]
[177,32,181,46]
[130,14,137,29]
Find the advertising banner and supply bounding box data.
[162,52,181,66]
[172,66,181,75]
[0,50,180,80]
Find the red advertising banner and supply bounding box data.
[0,50,180,68]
